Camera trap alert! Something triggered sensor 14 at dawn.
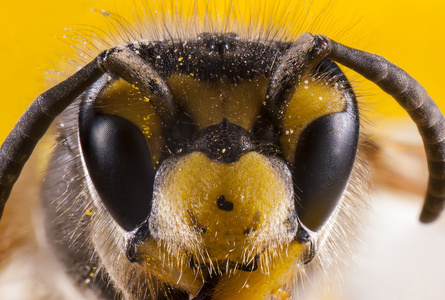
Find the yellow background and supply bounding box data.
[0,0,444,142]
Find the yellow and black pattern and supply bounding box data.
[57,31,362,299]
[0,1,444,300]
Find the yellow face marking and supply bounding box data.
[280,75,347,163]
[144,151,311,297]
[94,79,164,165]
[166,74,268,130]
[152,151,293,264]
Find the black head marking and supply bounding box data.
[192,120,254,163]
[216,195,234,212]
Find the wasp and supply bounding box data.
[0,1,444,299]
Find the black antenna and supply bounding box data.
[325,36,445,223]
[0,46,177,221]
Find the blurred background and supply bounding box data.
[0,0,444,299]
[0,0,444,142]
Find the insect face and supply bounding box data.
[1,1,444,299]
[38,33,365,299]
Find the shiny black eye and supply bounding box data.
[293,107,359,231]
[79,114,154,231]
[291,59,360,231]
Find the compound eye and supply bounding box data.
[292,110,359,231]
[79,114,154,231]
[278,59,359,231]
